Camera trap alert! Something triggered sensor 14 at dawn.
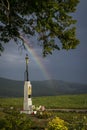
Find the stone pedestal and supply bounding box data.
[21,81,33,114]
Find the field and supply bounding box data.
[0,94,87,130]
[0,94,87,108]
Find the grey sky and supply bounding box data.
[0,0,87,84]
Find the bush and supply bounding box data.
[68,115,87,130]
[36,111,53,119]
[46,116,68,130]
[2,109,32,130]
[0,118,6,129]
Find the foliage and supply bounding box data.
[0,106,87,129]
[0,0,79,56]
[46,116,68,130]
[0,111,87,130]
[36,111,53,119]
[68,115,87,130]
[1,108,32,130]
[0,118,6,129]
[53,112,87,130]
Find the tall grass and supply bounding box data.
[0,94,87,109]
[0,98,23,108]
[33,94,87,109]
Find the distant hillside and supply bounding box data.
[0,78,87,97]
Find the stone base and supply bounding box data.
[23,81,32,111]
[21,104,33,114]
[20,110,33,114]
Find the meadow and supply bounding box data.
[0,94,87,109]
[0,94,87,130]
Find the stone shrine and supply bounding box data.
[21,54,32,114]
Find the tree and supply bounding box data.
[0,0,79,56]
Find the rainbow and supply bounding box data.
[20,35,50,80]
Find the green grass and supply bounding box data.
[33,94,87,109]
[0,94,87,109]
[0,94,87,130]
[0,98,23,108]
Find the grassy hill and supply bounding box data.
[0,78,87,97]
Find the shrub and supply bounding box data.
[47,116,68,130]
[68,115,87,130]
[0,118,6,129]
[36,111,53,119]
[2,109,32,130]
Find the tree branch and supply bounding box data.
[1,0,10,24]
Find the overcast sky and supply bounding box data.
[0,0,87,84]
